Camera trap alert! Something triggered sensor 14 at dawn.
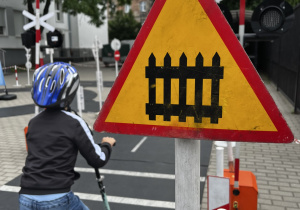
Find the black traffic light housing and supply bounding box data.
[47,30,63,48]
[251,0,294,37]
[218,3,233,28]
[21,29,36,48]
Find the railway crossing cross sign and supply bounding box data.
[22,10,55,32]
[94,0,293,143]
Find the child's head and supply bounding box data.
[31,62,80,109]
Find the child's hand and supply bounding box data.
[102,137,116,147]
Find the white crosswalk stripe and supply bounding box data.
[75,167,206,182]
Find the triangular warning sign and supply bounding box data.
[94,0,293,143]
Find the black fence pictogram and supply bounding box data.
[145,52,224,124]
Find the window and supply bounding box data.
[124,4,131,14]
[140,1,146,13]
[0,8,6,35]
[14,11,24,36]
[55,0,64,22]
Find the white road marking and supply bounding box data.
[131,137,147,152]
[0,185,175,209]
[75,167,175,180]
[75,167,206,182]
[0,185,19,192]
[75,192,175,208]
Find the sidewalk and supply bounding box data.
[0,62,299,209]
[201,75,300,209]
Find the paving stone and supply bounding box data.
[257,189,269,194]
[259,193,282,200]
[258,198,272,205]
[260,204,289,210]
[272,200,298,208]
[283,196,300,203]
[271,190,294,197]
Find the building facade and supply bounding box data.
[116,0,154,24]
[129,0,154,23]
[0,0,109,67]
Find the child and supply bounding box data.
[19,62,115,210]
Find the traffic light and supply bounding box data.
[251,0,294,37]
[46,30,63,48]
[21,29,36,48]
[218,3,233,27]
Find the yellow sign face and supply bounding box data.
[107,0,273,131]
[94,0,293,143]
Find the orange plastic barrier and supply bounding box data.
[223,169,258,210]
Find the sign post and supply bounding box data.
[46,48,54,63]
[110,38,121,77]
[76,85,85,117]
[92,36,103,111]
[175,138,200,209]
[24,47,32,86]
[239,0,246,47]
[35,0,40,69]
[114,50,120,77]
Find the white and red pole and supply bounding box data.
[227,142,234,172]
[114,50,120,77]
[40,52,44,66]
[234,0,246,191]
[35,0,41,69]
[239,0,246,47]
[234,143,240,189]
[34,0,41,115]
[13,65,21,87]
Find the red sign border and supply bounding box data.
[94,0,293,143]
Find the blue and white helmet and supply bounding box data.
[32,62,80,108]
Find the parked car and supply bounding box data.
[102,40,134,67]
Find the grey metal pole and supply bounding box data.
[216,147,224,177]
[175,138,201,209]
[115,60,118,77]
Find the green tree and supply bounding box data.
[108,11,141,41]
[23,0,131,27]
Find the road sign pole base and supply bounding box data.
[175,138,201,210]
[0,94,17,100]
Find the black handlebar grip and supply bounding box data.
[95,168,100,179]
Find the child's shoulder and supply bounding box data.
[61,110,83,122]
